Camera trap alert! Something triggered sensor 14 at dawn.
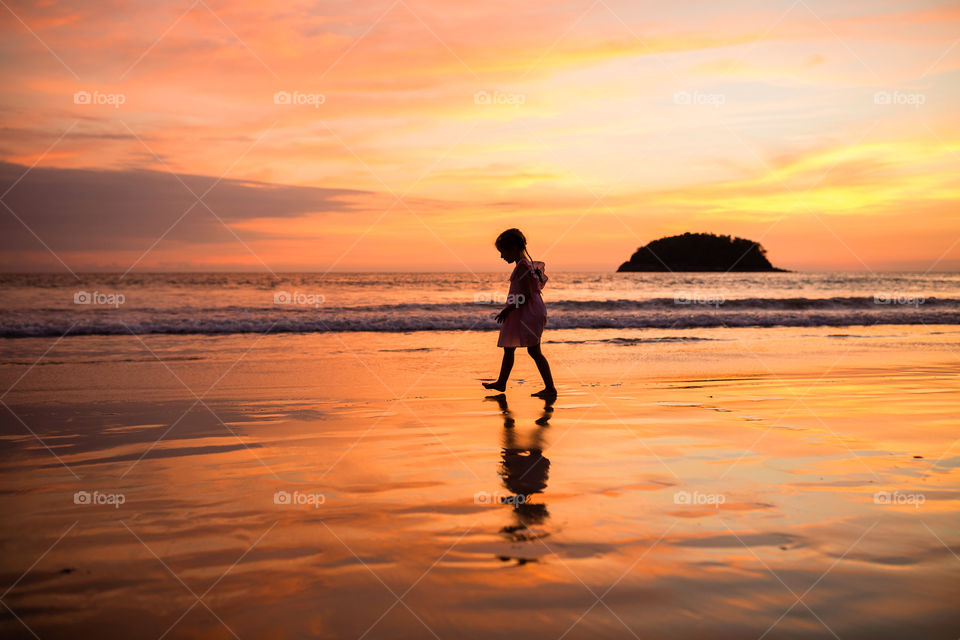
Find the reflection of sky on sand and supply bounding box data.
[0,331,958,638]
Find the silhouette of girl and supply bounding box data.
[482,228,557,397]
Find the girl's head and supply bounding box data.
[495,228,526,263]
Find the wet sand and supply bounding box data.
[0,326,958,639]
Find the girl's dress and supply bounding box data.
[497,258,547,347]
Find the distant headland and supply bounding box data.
[617,232,787,272]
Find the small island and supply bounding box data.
[617,232,787,272]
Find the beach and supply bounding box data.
[4,0,959,634]
[1,323,958,639]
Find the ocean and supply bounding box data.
[0,271,957,337]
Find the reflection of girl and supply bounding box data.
[486,394,554,546]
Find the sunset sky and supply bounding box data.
[1,0,958,272]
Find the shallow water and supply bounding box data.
[0,329,958,638]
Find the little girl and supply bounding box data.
[483,228,557,398]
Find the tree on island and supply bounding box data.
[617,232,786,272]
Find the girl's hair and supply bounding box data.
[495,228,526,251]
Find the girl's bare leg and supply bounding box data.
[526,344,557,397]
[483,347,515,391]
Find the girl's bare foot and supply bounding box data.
[531,388,557,398]
[483,380,506,392]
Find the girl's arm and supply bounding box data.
[495,262,535,322]
[517,263,535,306]
[508,261,536,309]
